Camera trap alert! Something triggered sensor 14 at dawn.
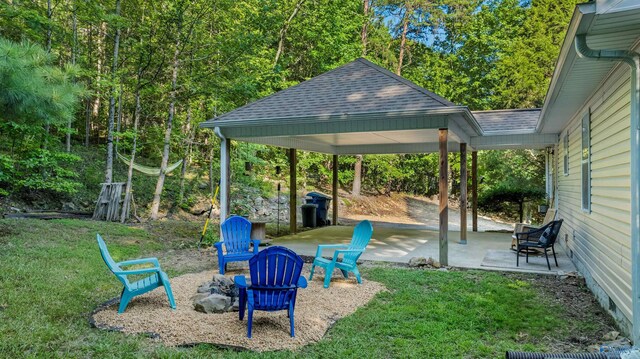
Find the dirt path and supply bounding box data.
[340,194,513,231]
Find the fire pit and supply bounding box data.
[191,274,239,313]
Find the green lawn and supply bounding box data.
[0,219,611,358]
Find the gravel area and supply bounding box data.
[91,267,384,351]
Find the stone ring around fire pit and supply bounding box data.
[191,274,240,313]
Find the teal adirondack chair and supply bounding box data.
[309,220,373,288]
[96,234,176,313]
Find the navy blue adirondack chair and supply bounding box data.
[214,216,260,274]
[97,234,176,313]
[234,246,308,338]
[309,220,373,288]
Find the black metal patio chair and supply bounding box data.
[515,219,564,270]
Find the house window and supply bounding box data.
[582,111,591,212]
[563,131,569,176]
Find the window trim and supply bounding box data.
[563,130,569,176]
[581,110,591,213]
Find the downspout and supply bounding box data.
[214,126,229,222]
[575,34,640,345]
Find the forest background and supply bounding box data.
[0,0,578,221]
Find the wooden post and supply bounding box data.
[289,148,297,234]
[332,154,338,225]
[472,150,478,232]
[439,129,448,266]
[219,137,231,222]
[460,143,467,244]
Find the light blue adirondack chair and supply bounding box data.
[214,215,260,274]
[97,234,176,313]
[309,220,373,288]
[235,246,307,338]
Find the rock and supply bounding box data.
[602,331,620,341]
[194,294,232,313]
[408,257,428,267]
[232,298,240,311]
[254,197,264,206]
[426,257,434,266]
[9,207,20,213]
[432,261,441,269]
[190,293,209,303]
[62,202,76,211]
[599,337,632,353]
[211,274,234,288]
[437,268,448,272]
[197,282,213,293]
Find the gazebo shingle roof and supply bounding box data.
[210,58,456,122]
[472,108,541,133]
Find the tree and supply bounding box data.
[0,38,84,195]
[104,0,122,184]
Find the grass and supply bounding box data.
[0,218,606,358]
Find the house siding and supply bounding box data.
[555,63,632,325]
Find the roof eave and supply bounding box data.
[201,106,484,135]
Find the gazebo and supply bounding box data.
[200,58,556,265]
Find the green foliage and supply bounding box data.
[478,149,546,221]
[479,183,546,222]
[0,38,83,131]
[0,0,571,216]
[0,38,84,196]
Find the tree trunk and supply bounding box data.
[352,154,363,196]
[121,85,141,223]
[519,200,524,223]
[178,107,193,205]
[85,24,93,147]
[105,0,122,184]
[67,2,77,152]
[43,0,52,150]
[361,0,369,57]
[46,0,52,53]
[92,22,106,123]
[115,82,123,153]
[396,11,410,76]
[274,0,305,68]
[68,1,78,151]
[150,40,181,220]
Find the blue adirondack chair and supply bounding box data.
[309,220,373,288]
[214,215,260,274]
[234,246,307,338]
[96,234,176,313]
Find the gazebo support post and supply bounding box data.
[439,128,449,266]
[460,143,467,244]
[289,148,297,234]
[219,134,231,222]
[472,150,478,232]
[332,154,338,225]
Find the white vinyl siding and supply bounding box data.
[555,64,632,321]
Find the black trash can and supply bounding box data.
[301,204,317,228]
[305,192,332,226]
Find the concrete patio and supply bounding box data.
[273,224,576,275]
